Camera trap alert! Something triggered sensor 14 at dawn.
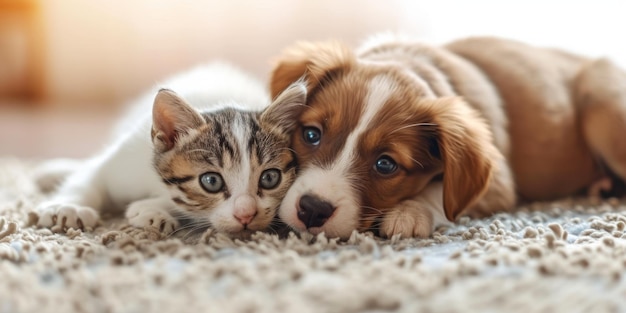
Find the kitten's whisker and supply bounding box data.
[168,220,211,238]
[183,228,206,240]
[266,224,278,234]
[179,224,212,240]
[187,148,215,155]
[276,147,297,154]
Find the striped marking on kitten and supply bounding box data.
[34,63,306,238]
[148,88,303,237]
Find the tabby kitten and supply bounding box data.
[35,63,306,237]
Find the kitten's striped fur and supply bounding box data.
[35,63,306,238]
[153,106,298,236]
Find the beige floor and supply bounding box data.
[2,158,626,312]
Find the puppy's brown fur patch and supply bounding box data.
[270,36,626,238]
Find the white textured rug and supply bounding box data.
[1,157,626,313]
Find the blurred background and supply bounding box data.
[1,0,625,159]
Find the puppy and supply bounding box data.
[270,35,626,239]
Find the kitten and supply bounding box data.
[34,63,306,237]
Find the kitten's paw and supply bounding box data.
[126,203,178,234]
[380,202,433,239]
[35,201,99,231]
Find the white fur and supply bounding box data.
[36,62,269,233]
[207,115,256,233]
[278,166,359,238]
[279,75,398,239]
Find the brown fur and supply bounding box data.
[270,36,626,238]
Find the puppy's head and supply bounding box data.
[271,41,498,239]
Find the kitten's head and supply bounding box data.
[151,83,306,238]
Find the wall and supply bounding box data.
[37,0,425,108]
[2,0,626,158]
[12,0,626,108]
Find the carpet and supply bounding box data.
[1,157,626,313]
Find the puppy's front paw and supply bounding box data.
[35,201,99,231]
[380,201,433,239]
[126,202,178,234]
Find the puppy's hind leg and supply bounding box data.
[575,58,626,182]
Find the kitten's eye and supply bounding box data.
[303,127,321,146]
[374,155,398,175]
[200,172,224,193]
[259,169,281,189]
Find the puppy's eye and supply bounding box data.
[259,168,282,189]
[374,156,398,175]
[303,127,321,145]
[200,172,224,193]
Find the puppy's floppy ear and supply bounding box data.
[152,89,205,152]
[428,97,500,221]
[260,80,307,133]
[270,41,355,99]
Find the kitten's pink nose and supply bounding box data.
[233,195,257,226]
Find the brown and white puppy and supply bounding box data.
[270,35,626,239]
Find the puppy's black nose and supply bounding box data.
[297,194,336,228]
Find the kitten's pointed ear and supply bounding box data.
[152,89,205,152]
[260,80,307,132]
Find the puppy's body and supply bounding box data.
[446,38,600,199]
[271,35,626,239]
[365,37,600,198]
